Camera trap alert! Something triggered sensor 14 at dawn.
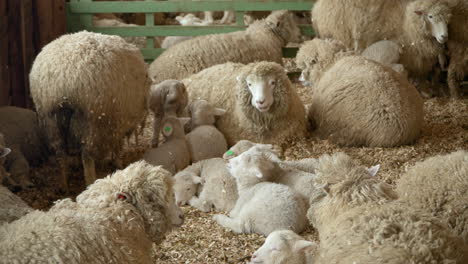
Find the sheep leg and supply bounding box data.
[220,11,234,24]
[204,11,214,23]
[189,196,212,212]
[82,150,96,186]
[8,151,33,189]
[213,214,245,233]
[447,64,461,99]
[152,116,163,148]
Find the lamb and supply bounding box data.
[296,38,424,147]
[186,100,227,162]
[306,153,468,264]
[148,10,301,83]
[0,185,32,225]
[29,31,149,190]
[0,106,49,190]
[0,161,184,263]
[161,13,212,49]
[213,146,308,236]
[361,40,407,76]
[143,116,191,174]
[311,0,451,78]
[250,230,316,264]
[173,157,237,212]
[92,16,146,49]
[183,61,307,145]
[396,150,468,243]
[446,0,468,99]
[149,80,188,147]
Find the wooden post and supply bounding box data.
[0,0,9,106]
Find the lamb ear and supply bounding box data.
[213,108,226,116]
[0,147,11,158]
[367,164,380,177]
[178,117,191,127]
[116,192,133,203]
[162,122,174,137]
[293,240,317,253]
[191,175,202,184]
[414,10,423,16]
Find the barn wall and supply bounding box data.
[0,0,66,108]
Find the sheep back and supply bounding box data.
[308,56,423,147]
[186,126,228,162]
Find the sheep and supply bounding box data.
[213,146,308,236]
[0,106,49,190]
[0,133,12,186]
[0,161,184,263]
[148,10,301,83]
[161,13,212,49]
[173,157,237,212]
[149,80,188,147]
[311,0,451,78]
[143,116,191,174]
[0,185,32,225]
[29,31,150,190]
[296,38,424,147]
[306,153,468,264]
[92,16,147,49]
[250,230,316,264]
[396,150,468,243]
[446,0,468,99]
[183,61,307,145]
[186,100,227,162]
[361,40,407,76]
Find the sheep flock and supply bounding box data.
[1,1,467,264]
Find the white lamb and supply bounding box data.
[0,161,184,263]
[173,157,237,213]
[250,230,316,264]
[213,146,308,236]
[361,40,407,77]
[161,13,212,49]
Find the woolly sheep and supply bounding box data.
[297,39,424,147]
[213,146,308,236]
[149,80,188,147]
[0,161,184,263]
[446,0,468,98]
[311,0,451,78]
[183,61,307,145]
[0,133,12,187]
[250,230,316,264]
[173,157,237,212]
[149,10,301,83]
[92,17,146,49]
[0,106,49,190]
[143,116,191,174]
[161,14,212,49]
[186,100,227,162]
[29,31,150,190]
[361,40,407,76]
[0,185,32,225]
[396,150,468,242]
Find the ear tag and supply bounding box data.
[226,150,234,156]
[164,126,172,133]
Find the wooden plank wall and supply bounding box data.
[0,0,66,108]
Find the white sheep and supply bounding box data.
[0,106,49,190]
[149,10,301,83]
[173,157,237,213]
[311,0,451,78]
[396,150,468,243]
[92,16,147,49]
[149,80,188,147]
[296,38,424,147]
[143,116,191,174]
[446,0,468,99]
[186,100,227,162]
[250,230,316,264]
[184,61,307,145]
[361,40,407,76]
[213,146,308,236]
[161,13,212,49]
[0,161,184,263]
[29,31,150,190]
[307,153,468,264]
[0,185,32,225]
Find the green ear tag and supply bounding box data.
[226,150,234,156]
[164,126,172,133]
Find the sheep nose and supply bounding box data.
[251,254,257,260]
[179,213,185,221]
[256,99,265,105]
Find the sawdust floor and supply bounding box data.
[16,80,467,264]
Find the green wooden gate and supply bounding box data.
[66,0,314,61]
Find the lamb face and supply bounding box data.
[227,146,278,181]
[173,171,201,206]
[189,99,226,127]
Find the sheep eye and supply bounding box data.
[186,188,190,191]
[247,83,252,87]
[270,80,276,86]
[312,59,316,64]
[428,15,433,19]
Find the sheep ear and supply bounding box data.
[414,10,423,16]
[293,240,317,253]
[162,122,174,137]
[213,108,226,116]
[116,192,133,203]
[191,175,202,184]
[0,147,11,158]
[367,164,380,177]
[178,117,191,127]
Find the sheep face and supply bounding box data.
[173,171,201,206]
[241,74,276,113]
[149,80,188,117]
[76,161,184,243]
[189,99,226,127]
[266,10,302,44]
[408,0,451,44]
[227,146,278,181]
[250,230,316,264]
